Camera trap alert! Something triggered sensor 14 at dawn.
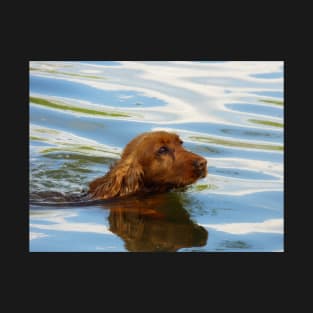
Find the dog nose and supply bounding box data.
[193,158,207,171]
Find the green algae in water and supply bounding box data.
[194,184,218,191]
[29,96,131,118]
[249,119,283,128]
[221,240,251,249]
[40,146,120,157]
[259,98,283,106]
[30,67,104,80]
[42,152,118,167]
[30,136,47,142]
[33,127,59,134]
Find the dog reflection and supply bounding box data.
[30,190,208,252]
[103,192,208,252]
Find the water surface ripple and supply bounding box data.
[29,61,284,252]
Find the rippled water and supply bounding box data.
[29,61,284,252]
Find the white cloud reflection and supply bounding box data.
[30,209,112,236]
[30,222,111,235]
[30,232,49,240]
[30,61,283,125]
[202,218,283,235]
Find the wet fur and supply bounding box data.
[88,131,207,200]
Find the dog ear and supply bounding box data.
[88,158,144,199]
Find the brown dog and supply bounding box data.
[88,131,207,200]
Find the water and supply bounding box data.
[29,61,284,252]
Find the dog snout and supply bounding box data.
[193,157,207,177]
[193,158,207,169]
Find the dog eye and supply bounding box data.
[180,140,183,145]
[158,146,169,154]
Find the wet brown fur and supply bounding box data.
[88,131,207,200]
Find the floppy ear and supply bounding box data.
[88,158,144,199]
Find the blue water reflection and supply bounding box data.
[226,102,283,118]
[251,72,283,79]
[254,90,283,98]
[30,75,165,108]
